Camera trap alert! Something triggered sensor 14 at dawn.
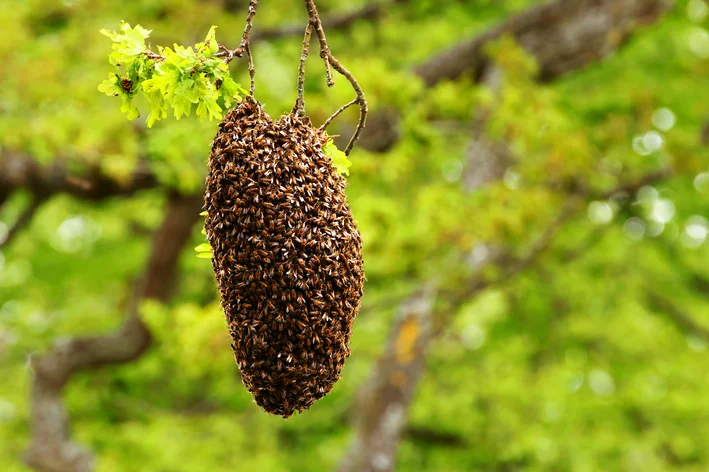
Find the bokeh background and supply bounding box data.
[2,0,709,470]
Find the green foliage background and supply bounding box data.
[2,0,709,470]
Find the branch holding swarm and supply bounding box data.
[301,0,368,155]
[293,23,313,116]
[23,193,203,472]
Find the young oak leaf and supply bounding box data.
[196,26,219,57]
[195,242,213,259]
[100,21,151,66]
[98,74,122,97]
[323,139,352,175]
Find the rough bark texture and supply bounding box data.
[23,193,203,472]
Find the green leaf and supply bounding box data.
[145,92,167,128]
[219,76,242,108]
[196,86,222,121]
[323,139,352,175]
[194,243,212,252]
[199,211,208,216]
[100,21,151,67]
[120,94,140,119]
[142,67,180,97]
[197,26,219,57]
[98,74,122,96]
[174,78,199,103]
[196,252,213,259]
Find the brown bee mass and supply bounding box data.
[204,97,364,417]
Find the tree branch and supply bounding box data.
[338,287,436,472]
[255,1,401,41]
[358,0,669,152]
[0,196,45,249]
[0,154,158,202]
[303,0,368,155]
[23,192,203,472]
[294,22,313,116]
[647,293,709,342]
[414,0,669,87]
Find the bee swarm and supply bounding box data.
[204,97,364,417]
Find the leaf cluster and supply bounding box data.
[98,22,246,127]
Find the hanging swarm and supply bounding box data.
[204,97,364,417]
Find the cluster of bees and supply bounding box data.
[204,97,364,417]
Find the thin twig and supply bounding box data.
[319,98,357,131]
[304,0,368,155]
[214,0,260,64]
[236,0,259,58]
[215,44,234,63]
[245,41,256,96]
[305,0,334,86]
[294,23,313,116]
[144,51,165,62]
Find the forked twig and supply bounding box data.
[214,0,259,64]
[235,0,259,58]
[302,0,368,155]
[319,98,357,131]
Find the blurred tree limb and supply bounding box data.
[254,0,408,41]
[415,0,668,86]
[361,0,670,152]
[0,153,157,201]
[0,195,45,249]
[23,193,203,472]
[647,293,709,343]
